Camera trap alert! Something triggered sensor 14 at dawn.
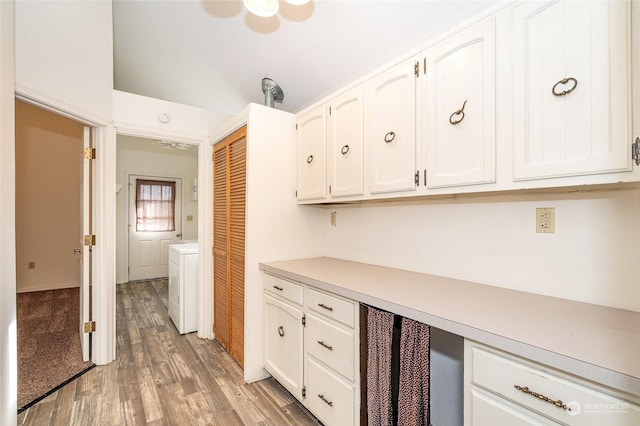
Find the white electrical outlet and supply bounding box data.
[536,208,555,233]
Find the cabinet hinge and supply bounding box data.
[84,234,96,246]
[329,106,332,116]
[414,170,420,187]
[423,58,427,75]
[423,169,427,186]
[302,315,306,327]
[83,321,96,333]
[414,61,420,78]
[329,185,331,196]
[84,148,96,160]
[633,137,640,166]
[296,123,298,130]
[302,386,306,399]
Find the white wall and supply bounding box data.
[116,135,199,283]
[15,0,113,124]
[324,188,640,313]
[0,0,16,423]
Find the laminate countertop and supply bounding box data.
[259,257,640,397]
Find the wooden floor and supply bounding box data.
[17,279,319,426]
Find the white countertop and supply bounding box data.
[259,257,640,396]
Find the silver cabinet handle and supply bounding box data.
[317,394,333,407]
[514,385,572,412]
[317,303,333,311]
[278,326,285,337]
[317,340,333,351]
[384,131,396,143]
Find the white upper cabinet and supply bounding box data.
[512,0,631,180]
[327,87,365,198]
[421,19,496,188]
[366,57,419,195]
[297,107,327,201]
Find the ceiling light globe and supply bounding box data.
[283,0,310,5]
[243,0,279,17]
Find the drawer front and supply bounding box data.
[470,344,640,426]
[305,313,355,381]
[306,287,355,328]
[263,273,303,306]
[470,387,561,426]
[305,355,355,426]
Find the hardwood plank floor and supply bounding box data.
[17,279,319,426]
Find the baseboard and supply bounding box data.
[16,282,80,293]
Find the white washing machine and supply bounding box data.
[168,242,199,334]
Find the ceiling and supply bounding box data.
[113,0,498,116]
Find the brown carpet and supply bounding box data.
[16,287,94,411]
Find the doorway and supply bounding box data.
[14,100,94,410]
[116,135,199,285]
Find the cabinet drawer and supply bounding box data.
[306,287,355,328]
[469,344,640,425]
[305,313,355,381]
[470,387,561,426]
[263,273,303,306]
[305,355,355,426]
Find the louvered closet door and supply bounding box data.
[213,126,247,368]
[229,137,246,368]
[213,141,230,349]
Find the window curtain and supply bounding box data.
[135,179,176,232]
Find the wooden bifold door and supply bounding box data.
[213,126,246,368]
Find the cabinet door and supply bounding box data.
[297,107,327,201]
[263,294,304,400]
[367,57,418,194]
[327,87,364,198]
[422,19,495,188]
[513,0,631,180]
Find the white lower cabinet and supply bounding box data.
[262,272,359,426]
[465,340,640,426]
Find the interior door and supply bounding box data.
[79,126,90,361]
[128,175,182,281]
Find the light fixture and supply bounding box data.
[153,140,192,150]
[243,0,309,18]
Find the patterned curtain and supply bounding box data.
[367,307,395,425]
[398,318,430,426]
[135,179,176,232]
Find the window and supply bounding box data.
[135,179,176,232]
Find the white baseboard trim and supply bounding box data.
[16,282,80,293]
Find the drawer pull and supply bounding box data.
[317,393,333,407]
[514,385,572,412]
[317,340,333,351]
[272,285,283,291]
[317,303,334,312]
[278,326,285,337]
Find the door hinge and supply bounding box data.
[302,386,306,399]
[302,315,306,327]
[83,321,96,333]
[84,148,96,160]
[633,137,640,166]
[414,61,420,78]
[84,234,96,246]
[414,170,420,186]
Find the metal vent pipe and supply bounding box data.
[262,78,284,108]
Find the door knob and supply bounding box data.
[73,248,81,254]
[176,233,182,238]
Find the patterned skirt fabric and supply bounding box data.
[398,317,430,426]
[366,307,395,425]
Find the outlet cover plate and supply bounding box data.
[536,207,555,233]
